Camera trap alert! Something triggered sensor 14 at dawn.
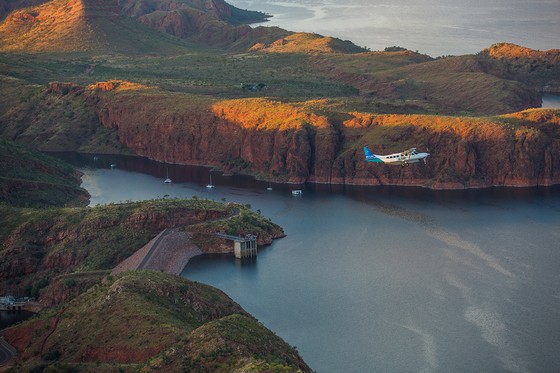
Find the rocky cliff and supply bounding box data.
[91,85,560,189]
[2,80,559,189]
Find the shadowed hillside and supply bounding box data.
[0,138,89,207]
[4,271,311,372]
[0,0,50,20]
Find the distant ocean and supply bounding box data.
[229,0,560,57]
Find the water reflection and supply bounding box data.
[51,152,560,205]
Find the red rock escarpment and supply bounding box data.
[94,92,560,189]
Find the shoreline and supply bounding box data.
[52,151,560,192]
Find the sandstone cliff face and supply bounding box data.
[4,81,559,189]
[93,89,560,189]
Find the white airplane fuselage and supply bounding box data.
[364,147,429,167]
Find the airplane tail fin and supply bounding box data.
[363,146,383,163]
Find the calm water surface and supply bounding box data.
[76,154,560,373]
[0,310,34,329]
[542,93,560,109]
[229,0,560,57]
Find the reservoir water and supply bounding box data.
[542,93,560,109]
[75,154,560,373]
[228,0,560,57]
[0,311,34,329]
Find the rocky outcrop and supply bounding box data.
[250,32,367,54]
[0,199,284,305]
[91,88,560,188]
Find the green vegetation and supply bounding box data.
[189,204,282,248]
[0,1,558,370]
[0,51,359,99]
[0,197,282,302]
[5,271,311,372]
[0,138,89,207]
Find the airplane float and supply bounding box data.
[364,146,430,167]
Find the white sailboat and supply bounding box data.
[206,173,214,188]
[164,167,172,183]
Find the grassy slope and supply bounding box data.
[0,138,89,207]
[0,50,359,99]
[313,51,545,115]
[0,77,128,153]
[1,45,553,117]
[5,271,311,372]
[0,0,193,54]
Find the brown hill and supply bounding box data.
[0,0,191,53]
[485,42,560,63]
[310,51,543,113]
[250,32,367,54]
[114,0,284,49]
[0,0,364,52]
[480,43,560,93]
[134,5,286,48]
[119,0,268,25]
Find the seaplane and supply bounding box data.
[364,146,429,167]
